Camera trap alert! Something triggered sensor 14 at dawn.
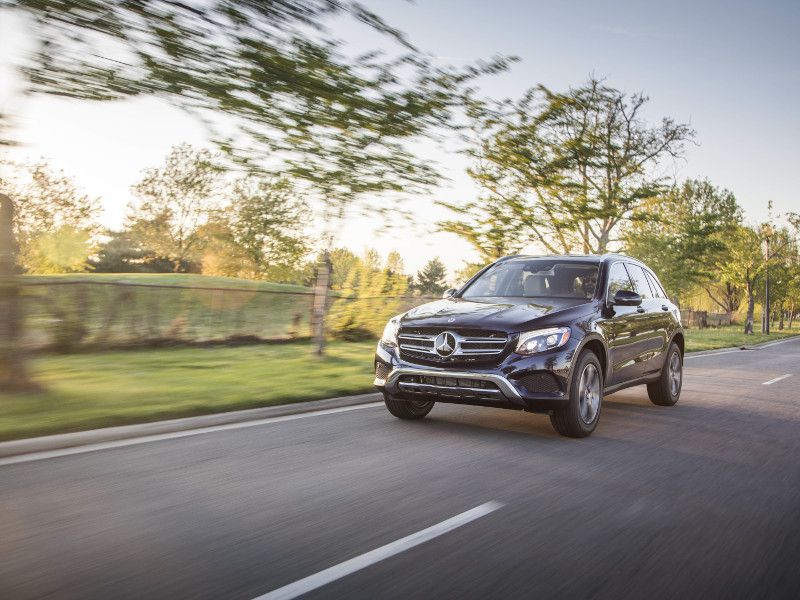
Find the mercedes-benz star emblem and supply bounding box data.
[435,331,456,357]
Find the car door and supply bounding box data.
[601,261,643,386]
[625,263,669,378]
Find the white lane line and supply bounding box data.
[763,374,792,386]
[0,403,383,468]
[253,501,505,600]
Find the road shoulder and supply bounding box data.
[0,392,381,459]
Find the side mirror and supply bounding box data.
[442,288,456,298]
[612,289,642,307]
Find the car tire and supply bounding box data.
[647,342,682,406]
[550,350,603,438]
[384,393,434,420]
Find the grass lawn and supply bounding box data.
[0,342,377,442]
[684,323,800,352]
[2,324,798,442]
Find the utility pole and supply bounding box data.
[764,233,770,334]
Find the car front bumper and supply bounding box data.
[374,340,578,413]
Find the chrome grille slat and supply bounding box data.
[398,381,503,398]
[402,346,436,354]
[398,327,509,362]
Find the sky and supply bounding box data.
[1,0,799,277]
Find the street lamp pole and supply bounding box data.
[763,235,771,335]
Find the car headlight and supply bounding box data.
[515,327,571,355]
[380,315,403,347]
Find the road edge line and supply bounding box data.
[0,392,382,462]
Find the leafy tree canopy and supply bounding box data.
[441,78,694,256]
[5,0,511,221]
[127,143,222,270]
[624,179,742,303]
[414,257,448,296]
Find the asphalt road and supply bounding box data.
[2,338,800,600]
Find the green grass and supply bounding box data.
[0,342,377,442]
[684,323,800,352]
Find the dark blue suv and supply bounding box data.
[374,254,684,437]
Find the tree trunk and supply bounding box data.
[744,280,755,335]
[0,194,37,391]
[312,253,331,356]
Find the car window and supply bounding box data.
[644,270,667,299]
[606,262,634,302]
[462,259,599,299]
[625,264,653,299]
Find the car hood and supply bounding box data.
[400,297,595,332]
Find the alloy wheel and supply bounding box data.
[578,363,601,424]
[669,351,682,397]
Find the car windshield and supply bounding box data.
[462,259,600,300]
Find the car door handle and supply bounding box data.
[636,307,646,313]
[661,305,669,311]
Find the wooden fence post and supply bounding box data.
[0,193,36,391]
[312,252,331,356]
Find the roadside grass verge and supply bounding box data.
[1,324,798,442]
[684,323,799,352]
[0,342,376,442]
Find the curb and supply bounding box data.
[0,392,382,459]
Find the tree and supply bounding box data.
[441,78,693,256]
[718,225,763,334]
[327,248,359,290]
[414,258,448,296]
[328,251,410,340]
[0,161,100,273]
[90,230,175,273]
[21,226,93,274]
[128,144,221,271]
[439,195,530,262]
[5,0,509,221]
[757,215,800,332]
[624,179,742,305]
[226,176,308,278]
[385,251,406,278]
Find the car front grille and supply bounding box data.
[397,374,502,400]
[516,372,562,394]
[375,362,391,381]
[397,327,510,366]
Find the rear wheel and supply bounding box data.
[384,393,434,420]
[647,342,682,406]
[550,350,603,438]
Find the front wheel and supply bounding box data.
[647,343,682,406]
[550,350,603,438]
[384,393,434,420]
